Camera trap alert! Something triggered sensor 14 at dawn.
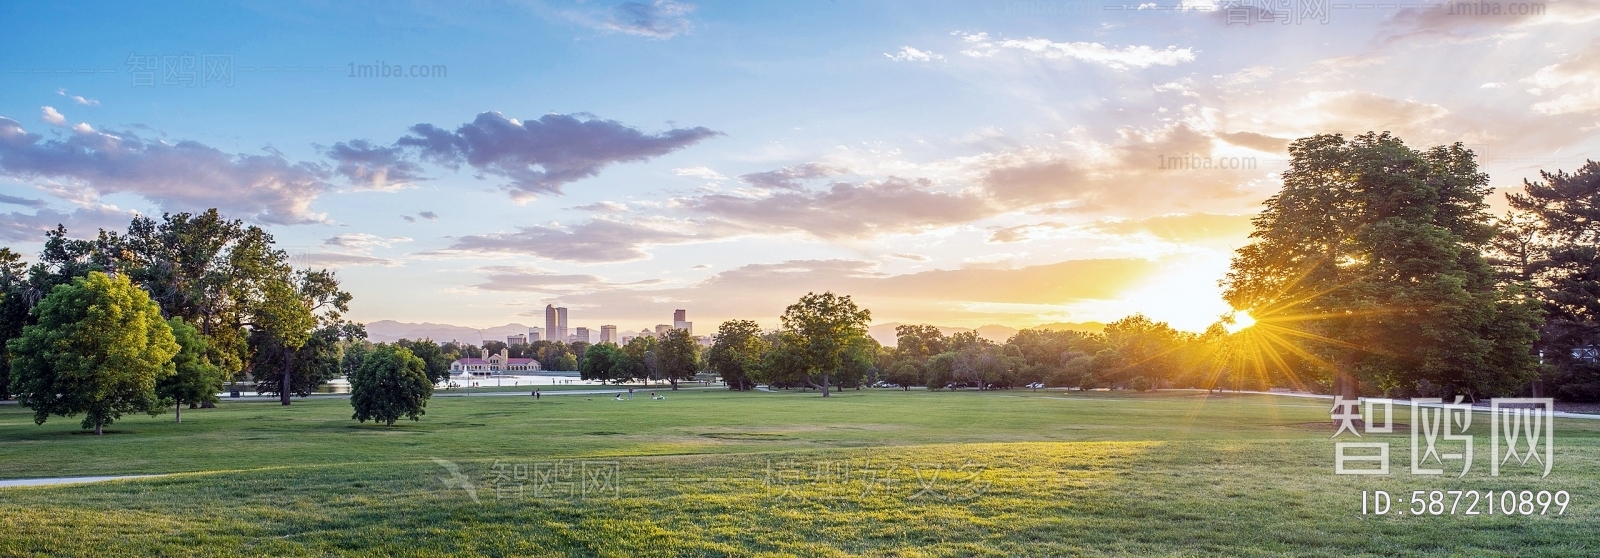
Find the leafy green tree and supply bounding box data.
[250,269,355,405]
[708,320,767,390]
[580,342,627,384]
[350,344,432,426]
[1100,314,1188,389]
[884,360,922,390]
[157,318,224,423]
[0,247,30,400]
[341,340,373,377]
[394,338,451,385]
[619,335,655,382]
[656,329,700,390]
[7,272,179,434]
[1223,133,1540,400]
[894,324,948,361]
[780,291,872,397]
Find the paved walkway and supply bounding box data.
[0,475,165,488]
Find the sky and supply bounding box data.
[1,0,1598,335]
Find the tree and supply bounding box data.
[249,269,355,405]
[884,360,922,390]
[619,336,655,382]
[350,344,432,426]
[708,320,766,390]
[894,324,948,361]
[156,318,224,423]
[341,340,373,377]
[1503,160,1600,399]
[0,247,30,400]
[1100,314,1188,389]
[7,272,179,434]
[395,338,452,385]
[780,291,872,397]
[1223,133,1540,401]
[656,329,700,390]
[580,342,627,384]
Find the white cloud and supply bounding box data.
[958,33,1196,70]
[40,106,64,125]
[674,166,727,181]
[885,46,944,62]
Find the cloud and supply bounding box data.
[0,118,331,224]
[469,266,665,293]
[307,253,401,267]
[886,46,944,62]
[1217,131,1288,153]
[1527,40,1600,115]
[402,215,415,223]
[601,0,695,39]
[396,112,721,200]
[419,211,438,220]
[673,166,726,182]
[545,257,1161,326]
[738,163,844,190]
[430,218,737,263]
[975,123,1261,214]
[0,193,47,209]
[571,201,630,213]
[959,33,1196,70]
[0,206,138,242]
[40,107,65,126]
[324,139,427,190]
[888,253,929,261]
[682,175,994,239]
[56,89,99,106]
[1092,213,1255,242]
[323,233,412,252]
[987,222,1067,243]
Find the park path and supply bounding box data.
[0,475,165,488]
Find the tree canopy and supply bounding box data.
[7,272,179,434]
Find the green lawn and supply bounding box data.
[1,389,1597,556]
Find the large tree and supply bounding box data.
[579,342,628,384]
[707,320,767,390]
[1223,132,1541,400]
[249,269,356,405]
[1503,160,1600,399]
[0,248,29,400]
[780,291,872,397]
[157,318,224,423]
[350,344,432,426]
[7,272,179,434]
[655,329,701,390]
[394,338,452,385]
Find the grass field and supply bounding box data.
[1,389,1598,556]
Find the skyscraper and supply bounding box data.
[600,325,618,344]
[545,305,557,343]
[557,307,568,342]
[574,327,590,343]
[673,309,692,335]
[528,328,542,343]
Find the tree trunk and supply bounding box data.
[175,397,182,423]
[94,422,103,435]
[821,372,830,397]
[670,378,678,391]
[386,418,395,426]
[280,349,293,406]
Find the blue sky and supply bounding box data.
[2,0,1598,334]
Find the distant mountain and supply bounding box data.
[867,321,1105,346]
[364,320,533,343]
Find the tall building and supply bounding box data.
[528,328,542,343]
[574,327,590,343]
[600,325,618,344]
[544,305,557,343]
[557,307,568,343]
[673,309,692,335]
[507,334,526,345]
[655,324,672,336]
